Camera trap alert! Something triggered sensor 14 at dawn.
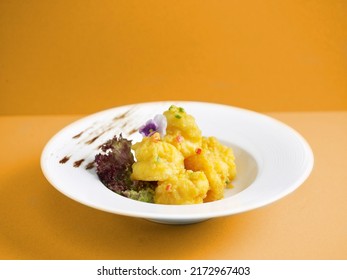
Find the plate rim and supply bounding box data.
[40,101,314,222]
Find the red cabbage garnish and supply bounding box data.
[95,134,156,202]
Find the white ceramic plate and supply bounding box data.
[41,101,314,224]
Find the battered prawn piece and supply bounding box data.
[131,133,184,181]
[155,170,209,205]
[163,105,202,158]
[184,137,236,202]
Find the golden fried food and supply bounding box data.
[131,133,184,181]
[155,170,209,204]
[184,137,236,202]
[163,105,202,158]
[129,105,236,205]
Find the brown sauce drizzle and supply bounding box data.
[113,109,131,120]
[84,129,110,145]
[85,161,95,170]
[73,159,85,167]
[85,135,100,145]
[72,131,84,139]
[128,128,138,135]
[59,156,71,164]
[59,106,137,167]
[96,144,103,150]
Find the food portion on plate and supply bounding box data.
[95,105,237,205]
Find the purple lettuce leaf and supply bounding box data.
[95,134,156,202]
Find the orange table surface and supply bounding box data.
[0,111,346,260]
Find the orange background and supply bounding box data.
[1,0,347,115]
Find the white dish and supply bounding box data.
[41,101,314,224]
